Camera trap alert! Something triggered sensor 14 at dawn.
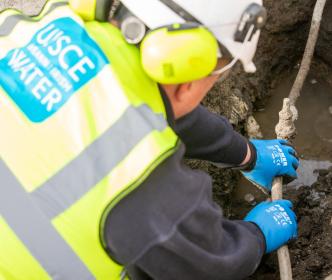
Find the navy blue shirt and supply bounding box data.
[104,99,265,280]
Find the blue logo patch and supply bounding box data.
[0,17,109,122]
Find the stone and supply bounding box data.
[246,116,264,139]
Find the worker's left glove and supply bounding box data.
[244,200,298,253]
[241,139,299,191]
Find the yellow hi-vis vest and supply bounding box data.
[0,1,179,279]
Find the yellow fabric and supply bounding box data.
[85,21,167,118]
[0,217,50,280]
[53,128,177,278]
[0,4,130,192]
[69,0,97,21]
[69,0,97,20]
[0,2,179,279]
[0,65,130,192]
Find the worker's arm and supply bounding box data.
[176,105,250,166]
[103,145,265,280]
[162,93,299,189]
[161,90,249,167]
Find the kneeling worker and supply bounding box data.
[0,0,299,279]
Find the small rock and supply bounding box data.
[310,79,318,85]
[246,116,263,139]
[297,237,310,246]
[307,255,325,272]
[244,193,257,206]
[318,169,329,176]
[298,216,312,238]
[308,199,320,208]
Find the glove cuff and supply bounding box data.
[232,141,257,171]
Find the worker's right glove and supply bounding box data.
[244,200,297,253]
[241,139,299,191]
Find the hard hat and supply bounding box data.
[117,0,266,81]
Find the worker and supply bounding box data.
[0,0,299,279]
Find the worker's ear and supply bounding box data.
[173,83,192,102]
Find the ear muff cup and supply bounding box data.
[69,0,113,21]
[140,24,219,84]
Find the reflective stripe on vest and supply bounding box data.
[0,104,170,279]
[31,104,168,220]
[0,1,179,279]
[0,160,94,279]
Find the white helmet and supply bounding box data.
[117,0,266,73]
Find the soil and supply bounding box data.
[202,1,332,279]
[255,70,332,161]
[249,168,332,280]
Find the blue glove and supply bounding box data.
[244,200,297,253]
[241,139,299,191]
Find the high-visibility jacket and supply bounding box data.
[0,1,179,279]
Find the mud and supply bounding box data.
[205,1,332,279]
[317,0,332,66]
[195,0,324,210]
[249,168,332,280]
[255,70,332,161]
[243,69,332,279]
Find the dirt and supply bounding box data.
[249,168,332,280]
[194,0,324,209]
[317,0,332,67]
[203,1,332,279]
[255,70,332,161]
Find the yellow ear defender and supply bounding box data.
[140,23,219,84]
[70,1,219,84]
[69,0,113,21]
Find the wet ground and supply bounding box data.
[231,71,332,279]
[249,167,332,280]
[255,70,332,161]
[232,69,332,208]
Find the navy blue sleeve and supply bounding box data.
[159,89,249,165]
[174,105,249,165]
[103,91,263,279]
[103,145,265,280]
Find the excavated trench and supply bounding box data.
[241,70,332,280]
[1,0,331,279]
[202,1,332,279]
